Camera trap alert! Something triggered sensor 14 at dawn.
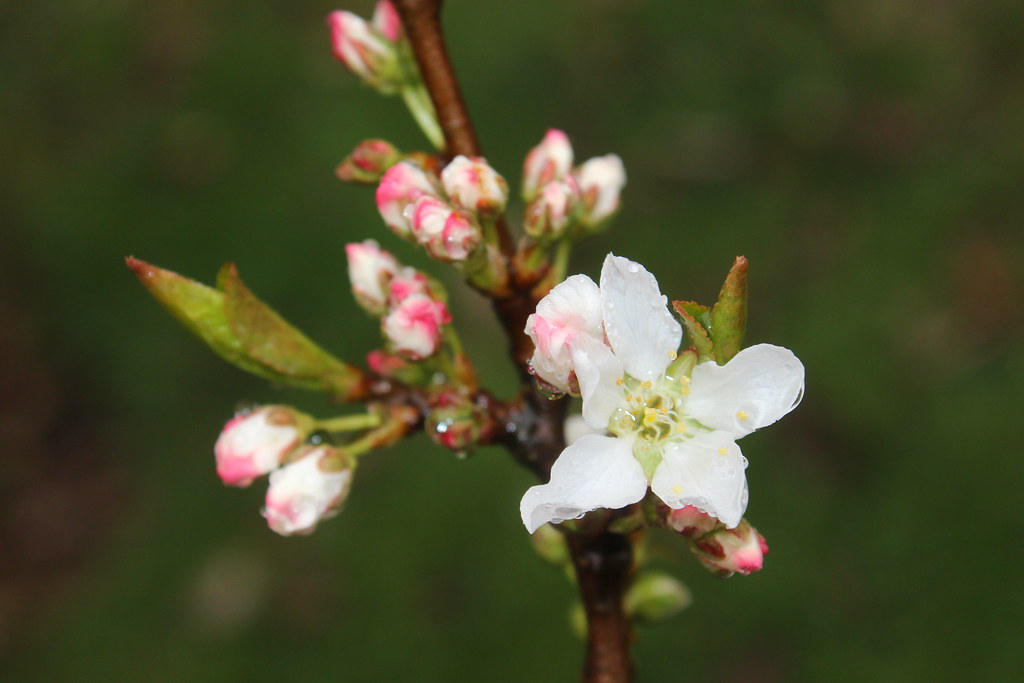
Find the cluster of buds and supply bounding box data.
[214,406,354,536]
[328,1,406,94]
[665,506,769,577]
[375,156,507,265]
[346,239,452,359]
[521,129,627,241]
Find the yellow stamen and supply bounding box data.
[625,394,633,402]
[616,378,625,386]
[737,410,748,421]
[643,408,658,426]
[672,485,683,494]
[668,349,677,360]
[717,447,728,455]
[641,381,652,389]
[676,424,687,434]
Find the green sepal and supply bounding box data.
[671,301,715,361]
[218,263,366,397]
[709,256,748,364]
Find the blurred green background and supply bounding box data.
[3,0,1022,680]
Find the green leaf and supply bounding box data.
[218,263,366,398]
[671,300,715,360]
[127,258,367,399]
[710,256,748,363]
[126,257,286,380]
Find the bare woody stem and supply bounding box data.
[392,2,635,682]
[393,0,515,260]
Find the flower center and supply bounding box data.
[607,373,697,478]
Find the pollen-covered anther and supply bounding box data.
[616,378,625,386]
[641,381,652,389]
[717,447,728,455]
[737,410,749,421]
[672,485,683,494]
[667,349,677,360]
[676,424,687,434]
[643,407,659,426]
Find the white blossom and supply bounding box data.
[520,254,804,532]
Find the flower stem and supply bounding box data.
[315,413,382,433]
[400,82,445,150]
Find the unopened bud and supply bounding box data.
[440,155,509,217]
[263,445,354,536]
[524,176,581,239]
[690,519,769,577]
[625,571,692,623]
[346,240,400,315]
[664,504,720,539]
[336,139,401,184]
[376,161,440,238]
[522,128,573,201]
[405,195,482,262]
[327,10,401,93]
[387,266,434,305]
[214,406,308,487]
[529,523,570,567]
[425,391,486,452]
[575,154,626,227]
[371,0,402,42]
[382,294,451,359]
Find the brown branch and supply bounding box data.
[392,0,515,259]
[392,0,478,157]
[568,532,635,683]
[392,2,635,681]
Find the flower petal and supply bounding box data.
[520,434,647,533]
[687,343,804,437]
[651,432,749,528]
[600,254,682,381]
[526,274,603,394]
[571,333,625,430]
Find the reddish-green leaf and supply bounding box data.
[710,256,748,363]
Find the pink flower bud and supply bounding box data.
[336,139,401,184]
[367,349,410,376]
[524,176,581,239]
[382,294,451,359]
[214,406,306,487]
[263,446,353,536]
[665,505,721,538]
[690,519,769,577]
[522,129,573,201]
[376,161,440,238]
[575,154,626,226]
[405,195,482,262]
[371,0,402,42]
[425,391,486,452]
[327,10,400,92]
[440,155,509,216]
[387,266,432,305]
[346,239,400,315]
